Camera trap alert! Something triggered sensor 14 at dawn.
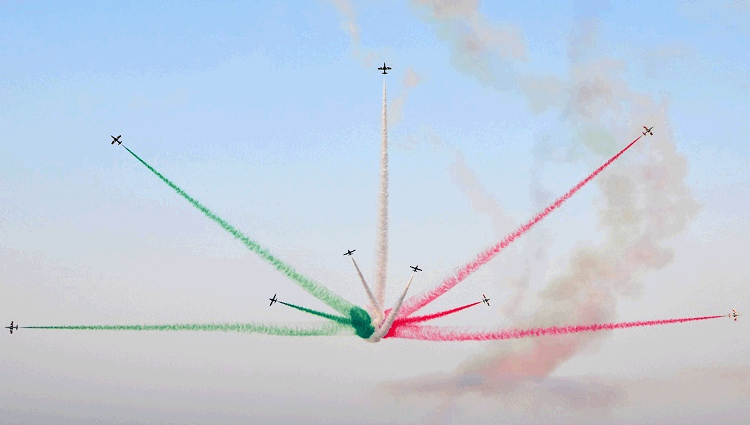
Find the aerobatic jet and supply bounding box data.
[482,294,490,306]
[269,294,278,306]
[5,321,18,334]
[729,309,741,321]
[111,135,122,145]
[378,62,392,74]
[410,265,422,272]
[343,249,356,256]
[642,126,654,136]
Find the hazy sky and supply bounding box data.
[1,1,748,424]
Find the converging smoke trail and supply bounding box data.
[392,301,482,327]
[122,147,357,317]
[395,135,644,319]
[385,315,724,341]
[277,301,352,327]
[370,273,414,341]
[374,79,390,309]
[23,322,351,337]
[351,257,382,322]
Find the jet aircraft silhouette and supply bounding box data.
[378,62,392,74]
[5,321,18,334]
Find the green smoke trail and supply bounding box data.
[278,301,352,326]
[349,306,376,339]
[275,301,376,339]
[23,322,351,336]
[123,146,358,317]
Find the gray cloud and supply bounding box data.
[326,0,379,67]
[403,1,701,398]
[391,67,425,125]
[411,0,527,88]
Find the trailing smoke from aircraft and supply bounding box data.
[23,322,351,337]
[392,301,483,327]
[276,300,353,326]
[95,73,707,353]
[369,273,414,341]
[374,79,390,310]
[123,147,361,319]
[395,134,643,319]
[386,315,724,341]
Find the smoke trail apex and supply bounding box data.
[370,273,414,341]
[351,257,383,323]
[374,79,390,309]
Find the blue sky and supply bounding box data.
[1,1,748,423]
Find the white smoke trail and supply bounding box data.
[370,273,414,341]
[374,79,389,308]
[351,257,383,323]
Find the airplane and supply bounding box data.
[344,249,356,256]
[269,294,278,307]
[482,294,490,306]
[111,135,122,145]
[5,321,18,334]
[378,62,392,74]
[642,126,654,136]
[410,265,422,272]
[729,309,740,321]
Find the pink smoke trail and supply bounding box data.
[385,315,724,341]
[393,134,644,319]
[391,301,482,327]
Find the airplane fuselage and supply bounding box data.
[378,62,392,74]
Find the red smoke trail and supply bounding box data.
[385,315,724,341]
[387,301,482,333]
[393,134,643,319]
